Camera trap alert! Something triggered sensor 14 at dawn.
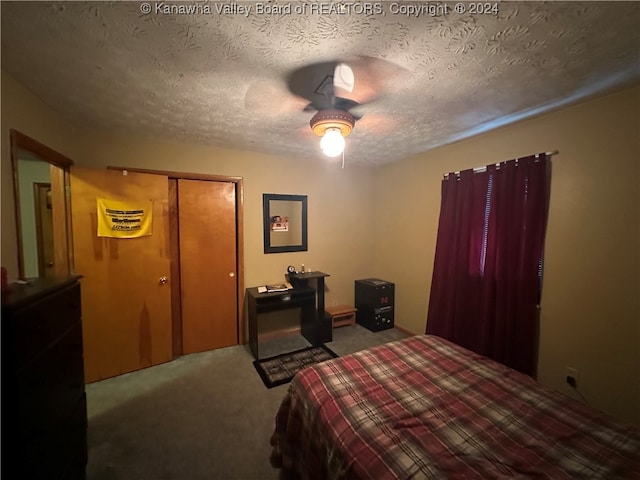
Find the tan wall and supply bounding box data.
[374,85,640,426]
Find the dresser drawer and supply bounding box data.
[10,283,82,371]
[18,323,85,431]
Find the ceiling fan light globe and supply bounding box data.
[320,128,345,157]
[334,63,355,93]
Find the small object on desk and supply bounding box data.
[257,286,267,294]
[301,264,305,273]
[265,282,293,292]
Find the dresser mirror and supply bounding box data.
[11,129,73,278]
[263,193,308,253]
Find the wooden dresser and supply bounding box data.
[1,275,87,479]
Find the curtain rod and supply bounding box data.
[444,150,559,178]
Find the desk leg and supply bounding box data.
[301,310,333,345]
[300,302,317,345]
[248,297,259,360]
[317,277,325,313]
[316,277,332,343]
[299,278,332,345]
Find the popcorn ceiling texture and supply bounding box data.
[1,1,638,165]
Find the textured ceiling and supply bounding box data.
[1,1,639,166]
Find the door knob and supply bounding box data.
[159,276,168,285]
[229,272,235,277]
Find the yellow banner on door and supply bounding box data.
[97,198,152,238]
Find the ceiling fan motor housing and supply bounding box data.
[310,109,355,137]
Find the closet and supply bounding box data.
[71,168,242,383]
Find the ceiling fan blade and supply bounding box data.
[343,57,378,104]
[337,56,407,105]
[348,97,382,120]
[356,112,398,135]
[287,61,337,111]
[287,56,409,122]
[244,79,308,115]
[334,97,361,117]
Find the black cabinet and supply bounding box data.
[355,278,395,332]
[2,276,87,480]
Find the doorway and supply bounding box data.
[33,182,55,277]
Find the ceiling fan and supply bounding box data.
[285,56,405,158]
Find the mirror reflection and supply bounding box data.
[11,130,73,279]
[16,157,54,277]
[263,194,307,253]
[269,199,302,248]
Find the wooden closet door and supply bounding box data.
[70,167,172,382]
[178,179,238,354]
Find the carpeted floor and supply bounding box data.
[86,324,407,480]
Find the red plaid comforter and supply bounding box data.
[270,335,640,479]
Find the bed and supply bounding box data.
[270,335,640,479]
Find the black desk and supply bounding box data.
[247,286,316,360]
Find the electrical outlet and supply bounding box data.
[566,367,579,388]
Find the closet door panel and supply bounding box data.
[178,179,238,354]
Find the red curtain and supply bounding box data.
[426,154,551,377]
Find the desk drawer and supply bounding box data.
[253,291,315,313]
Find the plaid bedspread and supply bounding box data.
[270,335,640,479]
